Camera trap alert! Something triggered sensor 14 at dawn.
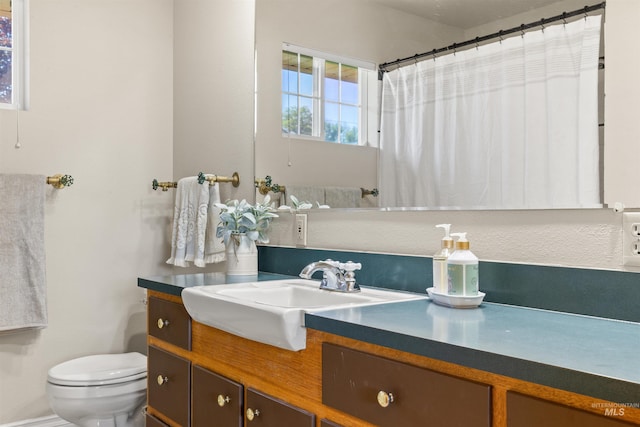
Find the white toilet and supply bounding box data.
[46,352,147,427]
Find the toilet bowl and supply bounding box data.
[46,352,147,427]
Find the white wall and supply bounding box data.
[268,207,624,270]
[0,0,174,423]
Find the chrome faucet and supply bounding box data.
[299,259,362,292]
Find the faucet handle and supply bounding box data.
[339,261,362,272]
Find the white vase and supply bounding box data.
[225,233,258,275]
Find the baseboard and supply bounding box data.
[0,415,73,427]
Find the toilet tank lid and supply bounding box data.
[48,352,147,385]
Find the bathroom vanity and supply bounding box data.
[139,275,640,427]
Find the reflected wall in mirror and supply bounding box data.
[254,0,605,210]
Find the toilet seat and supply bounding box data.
[48,352,147,387]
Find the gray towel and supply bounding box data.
[0,174,47,333]
[286,185,325,207]
[324,187,361,208]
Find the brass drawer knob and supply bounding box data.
[157,318,170,329]
[156,375,169,386]
[377,390,394,408]
[246,408,260,421]
[217,394,230,407]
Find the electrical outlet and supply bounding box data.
[622,212,640,266]
[295,213,307,247]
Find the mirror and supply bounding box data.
[254,0,604,210]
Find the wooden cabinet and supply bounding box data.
[144,290,640,427]
[147,296,193,427]
[192,365,243,427]
[322,342,491,427]
[245,388,315,427]
[148,345,191,427]
[148,296,192,350]
[507,392,637,427]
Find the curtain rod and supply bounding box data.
[378,2,605,75]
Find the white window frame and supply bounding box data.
[0,0,28,110]
[282,43,377,146]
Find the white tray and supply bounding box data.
[426,287,485,309]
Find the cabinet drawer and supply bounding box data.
[322,343,491,427]
[148,345,191,427]
[192,365,243,427]
[145,413,169,427]
[148,296,191,350]
[507,392,636,427]
[245,388,315,427]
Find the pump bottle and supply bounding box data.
[432,224,454,294]
[447,232,479,296]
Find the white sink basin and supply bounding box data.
[181,278,426,351]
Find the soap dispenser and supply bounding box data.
[432,224,454,294]
[447,232,479,296]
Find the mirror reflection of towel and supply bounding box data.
[0,174,47,333]
[324,187,360,208]
[286,186,325,207]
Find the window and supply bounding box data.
[0,0,26,109]
[281,43,376,146]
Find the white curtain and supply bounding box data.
[379,16,602,209]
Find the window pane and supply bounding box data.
[282,94,298,134]
[340,105,358,144]
[325,61,339,102]
[282,69,298,94]
[282,51,298,93]
[0,50,11,103]
[0,16,10,48]
[299,97,313,136]
[300,69,313,97]
[324,102,339,142]
[340,64,358,104]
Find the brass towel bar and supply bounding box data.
[255,176,378,198]
[46,174,74,189]
[152,172,240,191]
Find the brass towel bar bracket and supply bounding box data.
[47,174,74,189]
[152,172,240,191]
[255,175,286,195]
[360,188,379,198]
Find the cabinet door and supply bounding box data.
[148,345,191,427]
[320,420,343,427]
[323,343,491,427]
[507,392,636,427]
[192,365,243,427]
[245,388,314,427]
[148,297,192,350]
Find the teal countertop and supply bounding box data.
[138,274,640,405]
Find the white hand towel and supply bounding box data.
[204,182,225,264]
[0,174,47,333]
[166,177,210,267]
